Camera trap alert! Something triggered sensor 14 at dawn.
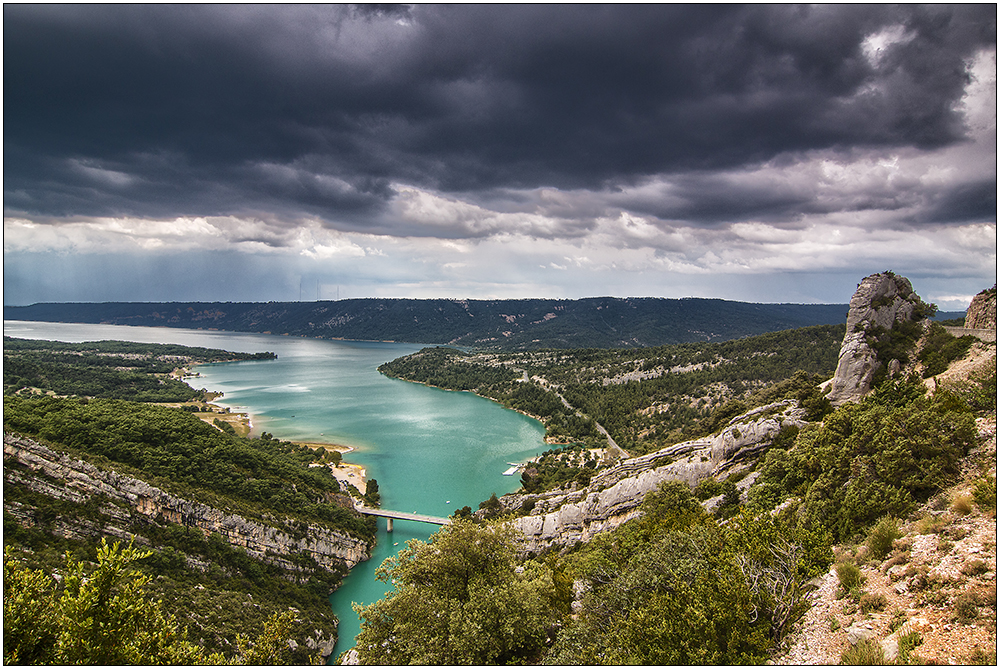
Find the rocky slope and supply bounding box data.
[491,273,996,662]
[823,272,929,406]
[3,432,372,573]
[966,285,998,330]
[505,400,807,554]
[772,414,997,665]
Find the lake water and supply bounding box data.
[3,320,546,659]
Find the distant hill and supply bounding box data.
[4,298,961,350]
[5,297,854,349]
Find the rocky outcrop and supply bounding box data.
[3,432,372,573]
[507,401,807,553]
[823,272,928,406]
[964,285,997,330]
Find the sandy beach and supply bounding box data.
[173,390,370,495]
[301,441,368,493]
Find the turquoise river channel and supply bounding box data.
[4,321,547,660]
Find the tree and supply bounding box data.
[5,539,207,664]
[553,523,772,665]
[478,492,503,519]
[364,478,380,506]
[352,520,564,664]
[3,539,299,665]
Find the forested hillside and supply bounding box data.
[380,323,846,456]
[3,339,373,663]
[3,337,274,401]
[5,296,855,349]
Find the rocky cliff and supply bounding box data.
[965,285,997,330]
[505,400,808,554]
[823,272,929,406]
[3,432,372,573]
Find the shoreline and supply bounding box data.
[179,365,369,495]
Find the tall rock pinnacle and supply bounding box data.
[824,272,931,406]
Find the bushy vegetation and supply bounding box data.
[749,376,976,542]
[519,443,600,494]
[840,638,886,665]
[865,516,902,561]
[3,394,371,536]
[943,355,997,412]
[835,562,865,599]
[551,487,830,665]
[353,483,831,665]
[3,539,302,664]
[3,509,340,663]
[974,475,997,512]
[917,322,976,378]
[352,520,568,664]
[3,337,274,401]
[382,324,846,461]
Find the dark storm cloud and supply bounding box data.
[918,180,999,225]
[3,3,995,228]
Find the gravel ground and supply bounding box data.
[771,415,997,665]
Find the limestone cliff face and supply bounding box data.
[965,285,997,330]
[3,432,372,572]
[823,272,927,406]
[507,401,807,553]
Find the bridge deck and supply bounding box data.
[356,506,450,525]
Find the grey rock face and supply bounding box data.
[846,624,873,645]
[965,285,997,330]
[824,272,925,406]
[509,401,807,553]
[4,432,372,571]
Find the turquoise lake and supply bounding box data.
[3,320,547,659]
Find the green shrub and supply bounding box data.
[353,520,562,665]
[755,377,975,544]
[2,540,297,664]
[840,639,886,665]
[915,514,948,535]
[954,591,980,623]
[859,591,887,613]
[694,477,723,501]
[967,646,997,664]
[961,559,990,577]
[918,323,976,378]
[898,631,923,663]
[865,516,901,561]
[835,562,865,597]
[974,476,996,512]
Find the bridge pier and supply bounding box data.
[387,517,393,532]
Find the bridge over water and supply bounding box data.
[355,505,451,532]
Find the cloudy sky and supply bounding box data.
[4,4,996,309]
